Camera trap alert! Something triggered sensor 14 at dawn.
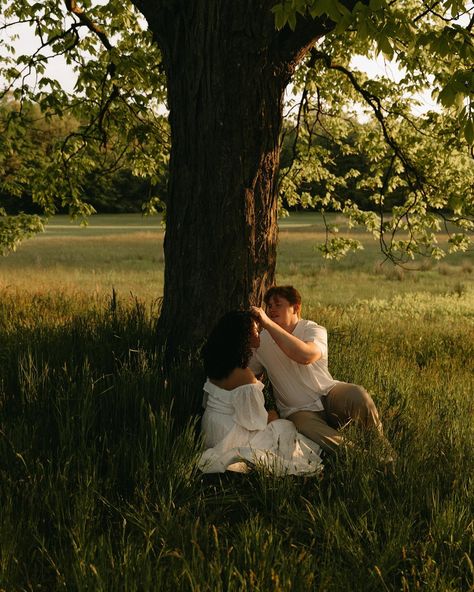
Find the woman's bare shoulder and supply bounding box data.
[232,367,257,386]
[211,367,257,391]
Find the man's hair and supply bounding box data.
[202,310,257,380]
[263,285,302,307]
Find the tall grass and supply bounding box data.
[1,286,473,591]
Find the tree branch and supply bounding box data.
[64,1,113,52]
[273,0,368,66]
[63,0,121,145]
[273,12,333,67]
[311,50,424,187]
[306,50,454,263]
[0,18,37,31]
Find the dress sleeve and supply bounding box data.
[303,321,328,359]
[232,384,268,431]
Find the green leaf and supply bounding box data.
[464,119,474,145]
[288,11,297,31]
[369,0,386,10]
[272,5,287,30]
[313,0,343,21]
[377,35,393,60]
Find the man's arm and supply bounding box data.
[251,307,321,364]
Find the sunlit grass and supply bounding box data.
[0,213,473,590]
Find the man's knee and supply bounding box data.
[349,384,382,430]
[288,410,343,453]
[288,410,317,432]
[349,384,374,410]
[328,382,381,430]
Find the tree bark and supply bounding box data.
[132,1,329,354]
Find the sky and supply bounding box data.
[2,21,78,93]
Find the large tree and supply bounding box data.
[1,0,473,353]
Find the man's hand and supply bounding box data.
[251,306,271,329]
[251,306,321,365]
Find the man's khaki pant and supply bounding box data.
[287,382,383,453]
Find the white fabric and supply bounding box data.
[199,380,323,475]
[248,319,339,419]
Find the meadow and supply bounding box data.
[0,213,473,591]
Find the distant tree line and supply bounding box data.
[0,94,166,216]
[1,93,412,217]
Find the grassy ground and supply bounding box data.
[1,212,472,304]
[0,213,473,591]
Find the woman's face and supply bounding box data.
[248,320,261,349]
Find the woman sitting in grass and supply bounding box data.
[199,310,323,475]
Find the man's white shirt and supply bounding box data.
[249,319,338,418]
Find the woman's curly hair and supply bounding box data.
[202,310,257,380]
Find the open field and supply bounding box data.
[1,212,473,305]
[0,213,473,590]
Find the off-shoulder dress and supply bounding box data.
[199,380,323,475]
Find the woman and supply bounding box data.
[199,310,323,475]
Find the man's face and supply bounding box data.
[265,296,299,328]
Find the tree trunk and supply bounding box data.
[132,1,327,355]
[146,5,290,353]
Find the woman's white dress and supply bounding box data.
[199,380,323,475]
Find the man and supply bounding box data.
[250,285,383,453]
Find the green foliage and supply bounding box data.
[0,0,473,262]
[271,0,474,131]
[0,210,44,254]
[0,0,169,247]
[279,4,474,261]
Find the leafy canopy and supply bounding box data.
[275,0,473,260]
[1,0,169,251]
[0,0,473,261]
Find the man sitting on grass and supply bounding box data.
[250,285,383,454]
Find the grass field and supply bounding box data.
[0,213,473,591]
[1,212,473,305]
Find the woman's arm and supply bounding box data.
[267,409,279,423]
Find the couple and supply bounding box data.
[199,285,383,475]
